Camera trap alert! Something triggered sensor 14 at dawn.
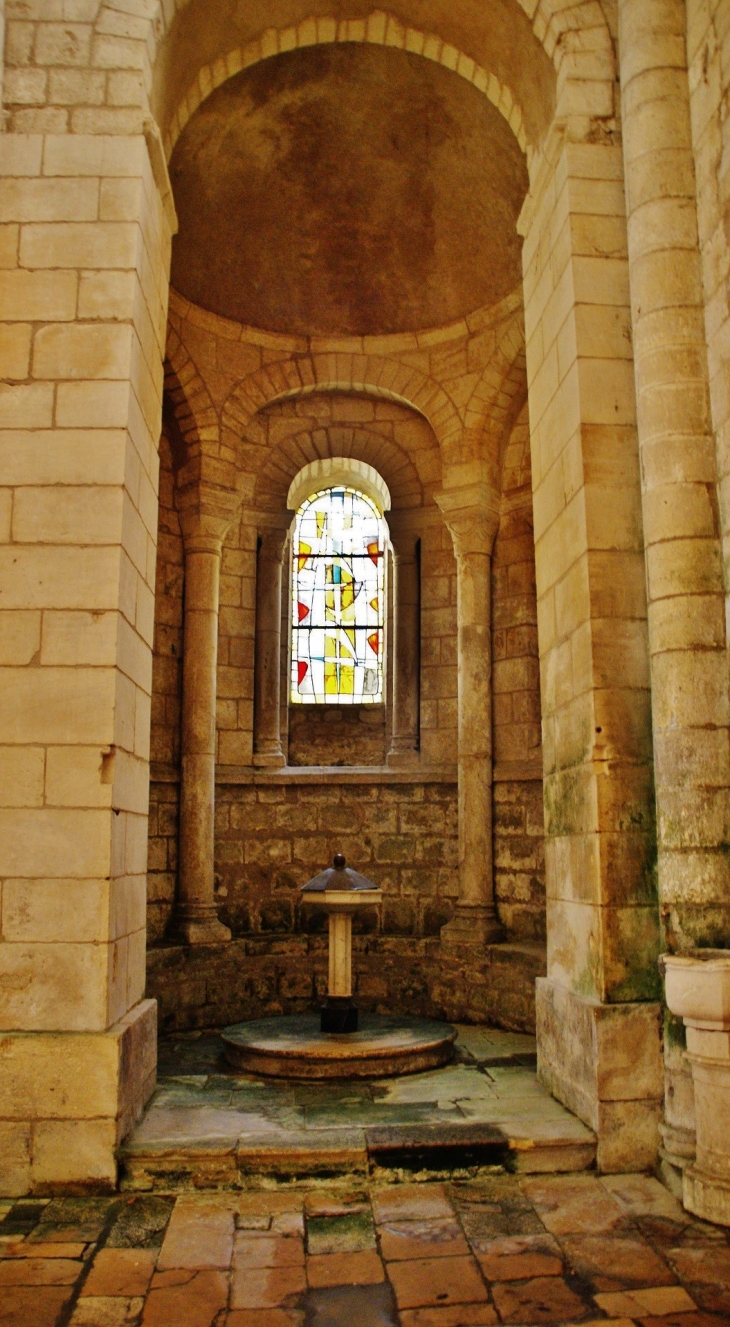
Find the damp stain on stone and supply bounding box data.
[169,42,527,336]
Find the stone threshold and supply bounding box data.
[119,1025,593,1192]
[149,759,543,785]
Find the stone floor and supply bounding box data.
[1,1172,729,1325]
[121,1027,596,1190]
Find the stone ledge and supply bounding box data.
[149,762,543,784]
[150,762,458,785]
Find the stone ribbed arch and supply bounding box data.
[164,328,241,534]
[221,357,462,464]
[251,411,437,513]
[161,12,530,162]
[124,1,614,163]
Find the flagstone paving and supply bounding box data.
[0,1172,729,1325]
[121,1027,596,1189]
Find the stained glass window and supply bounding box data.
[291,487,385,704]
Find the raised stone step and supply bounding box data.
[119,1026,595,1191]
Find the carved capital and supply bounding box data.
[435,485,499,558]
[258,520,291,563]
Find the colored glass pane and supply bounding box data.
[291,487,385,704]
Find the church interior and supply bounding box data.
[2,0,730,1322]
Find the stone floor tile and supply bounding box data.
[157,1197,235,1270]
[142,1268,229,1326]
[601,1174,691,1224]
[304,1189,369,1217]
[636,1314,730,1325]
[0,1255,82,1285]
[233,1234,305,1268]
[490,1273,589,1323]
[306,1211,375,1253]
[106,1195,175,1249]
[377,1216,470,1260]
[476,1242,563,1282]
[558,1232,676,1291]
[225,1312,304,1326]
[386,1253,488,1309]
[3,1240,87,1258]
[0,1285,74,1326]
[594,1284,697,1317]
[306,1248,385,1286]
[399,1305,498,1326]
[299,1282,398,1325]
[70,1295,145,1325]
[271,1212,305,1238]
[663,1245,730,1314]
[236,1194,304,1218]
[371,1183,454,1223]
[230,1263,306,1308]
[519,1174,628,1235]
[81,1246,158,1297]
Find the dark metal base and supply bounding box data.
[321,997,358,1033]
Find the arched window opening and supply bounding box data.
[291,486,386,704]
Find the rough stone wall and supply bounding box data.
[288,705,388,767]
[492,402,545,941]
[215,514,257,768]
[147,932,546,1034]
[213,778,458,938]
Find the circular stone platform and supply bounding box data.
[221,1013,457,1079]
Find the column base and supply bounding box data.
[684,1163,730,1227]
[536,978,663,1172]
[386,747,419,769]
[253,750,286,769]
[0,999,156,1196]
[441,904,504,949]
[176,911,232,944]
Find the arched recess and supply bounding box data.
[249,395,442,515]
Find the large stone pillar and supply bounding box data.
[253,523,289,769]
[519,126,663,1169]
[387,518,420,767]
[436,489,503,947]
[618,0,730,1185]
[0,131,172,1192]
[176,517,233,944]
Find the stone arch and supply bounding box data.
[161,13,530,163]
[221,359,463,462]
[250,415,434,514]
[164,326,221,458]
[138,2,615,150]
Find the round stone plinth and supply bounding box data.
[221,1013,457,1079]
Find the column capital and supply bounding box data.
[258,519,291,562]
[177,481,241,549]
[387,514,420,560]
[435,486,499,557]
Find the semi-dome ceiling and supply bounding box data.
[169,43,528,338]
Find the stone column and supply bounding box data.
[387,518,420,767]
[618,0,730,1185]
[436,489,503,947]
[177,524,232,944]
[253,524,289,768]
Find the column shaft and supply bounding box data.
[618,0,730,947]
[436,492,503,947]
[387,525,420,766]
[254,526,289,768]
[328,913,353,998]
[177,536,231,943]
